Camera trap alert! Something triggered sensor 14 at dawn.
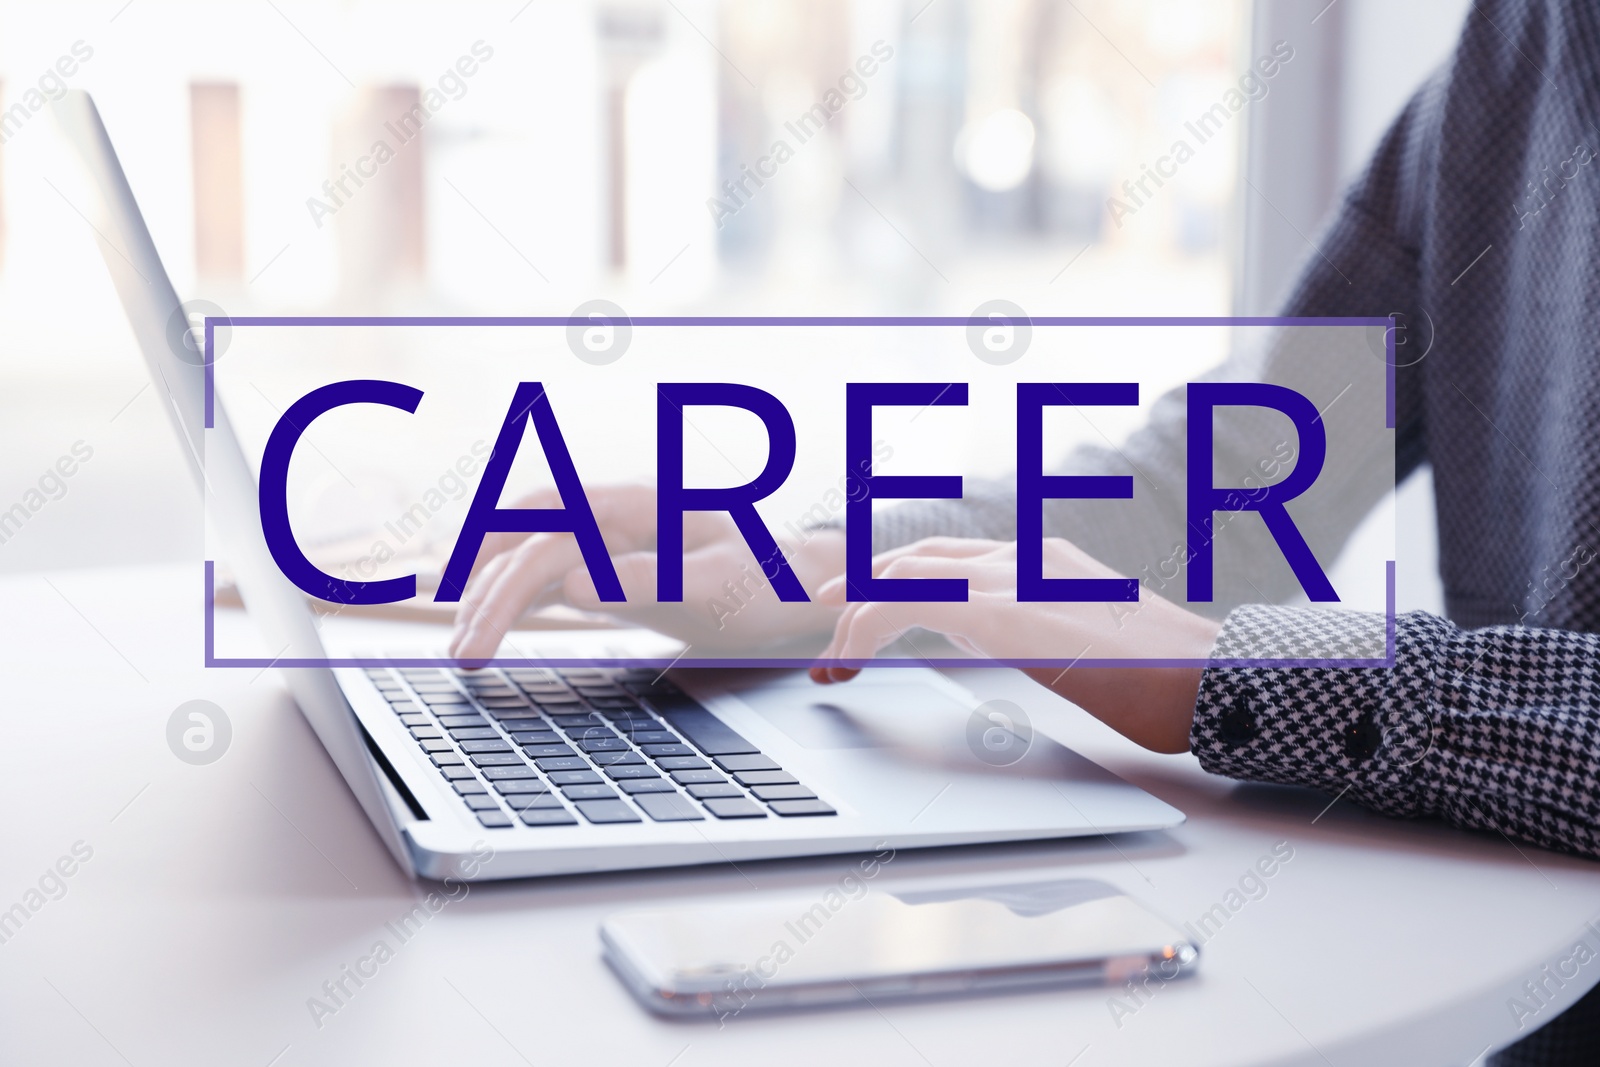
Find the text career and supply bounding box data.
[257,380,1339,608]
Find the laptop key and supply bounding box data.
[563,784,618,801]
[651,704,760,756]
[641,744,695,758]
[503,791,562,810]
[624,731,679,746]
[419,738,455,753]
[502,721,553,735]
[398,713,432,727]
[574,799,641,824]
[767,799,837,817]
[452,780,489,795]
[520,743,574,758]
[482,765,539,780]
[440,765,478,780]
[486,712,540,725]
[634,793,705,822]
[734,770,799,787]
[429,752,464,767]
[470,752,524,767]
[620,778,678,795]
[409,727,442,740]
[713,754,782,773]
[493,778,551,794]
[518,808,579,827]
[750,784,817,801]
[589,751,645,766]
[670,769,727,785]
[686,783,743,799]
[546,770,603,786]
[578,737,628,753]
[438,714,488,729]
[448,727,501,741]
[387,701,422,713]
[701,797,767,819]
[458,739,512,753]
[535,756,588,771]
[461,794,502,811]
[420,693,469,705]
[605,765,661,780]
[476,811,515,828]
[653,756,710,771]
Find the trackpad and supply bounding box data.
[739,683,972,751]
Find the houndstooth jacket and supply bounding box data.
[874,0,1600,864]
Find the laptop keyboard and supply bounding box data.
[364,665,838,829]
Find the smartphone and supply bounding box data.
[601,878,1198,1016]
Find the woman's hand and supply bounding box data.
[808,537,1222,753]
[449,484,846,658]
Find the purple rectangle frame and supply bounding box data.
[203,316,1397,670]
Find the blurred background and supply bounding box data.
[0,0,1467,611]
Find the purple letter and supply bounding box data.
[259,379,420,605]
[437,382,621,603]
[1187,382,1337,602]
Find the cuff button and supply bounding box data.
[1218,705,1258,746]
[1343,713,1383,762]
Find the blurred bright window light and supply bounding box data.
[956,108,1037,193]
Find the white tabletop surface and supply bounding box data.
[3,563,1598,1067]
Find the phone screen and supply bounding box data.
[602,878,1197,1015]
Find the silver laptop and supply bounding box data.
[54,90,1182,881]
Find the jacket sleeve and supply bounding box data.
[1192,606,1600,860]
[872,73,1442,616]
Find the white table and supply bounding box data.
[3,564,1597,1067]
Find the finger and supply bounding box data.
[451,551,513,650]
[564,550,658,607]
[459,548,513,609]
[818,550,984,604]
[679,509,737,550]
[867,537,997,576]
[451,535,580,658]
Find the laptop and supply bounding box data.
[54,91,1183,881]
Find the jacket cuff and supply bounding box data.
[1190,606,1448,812]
